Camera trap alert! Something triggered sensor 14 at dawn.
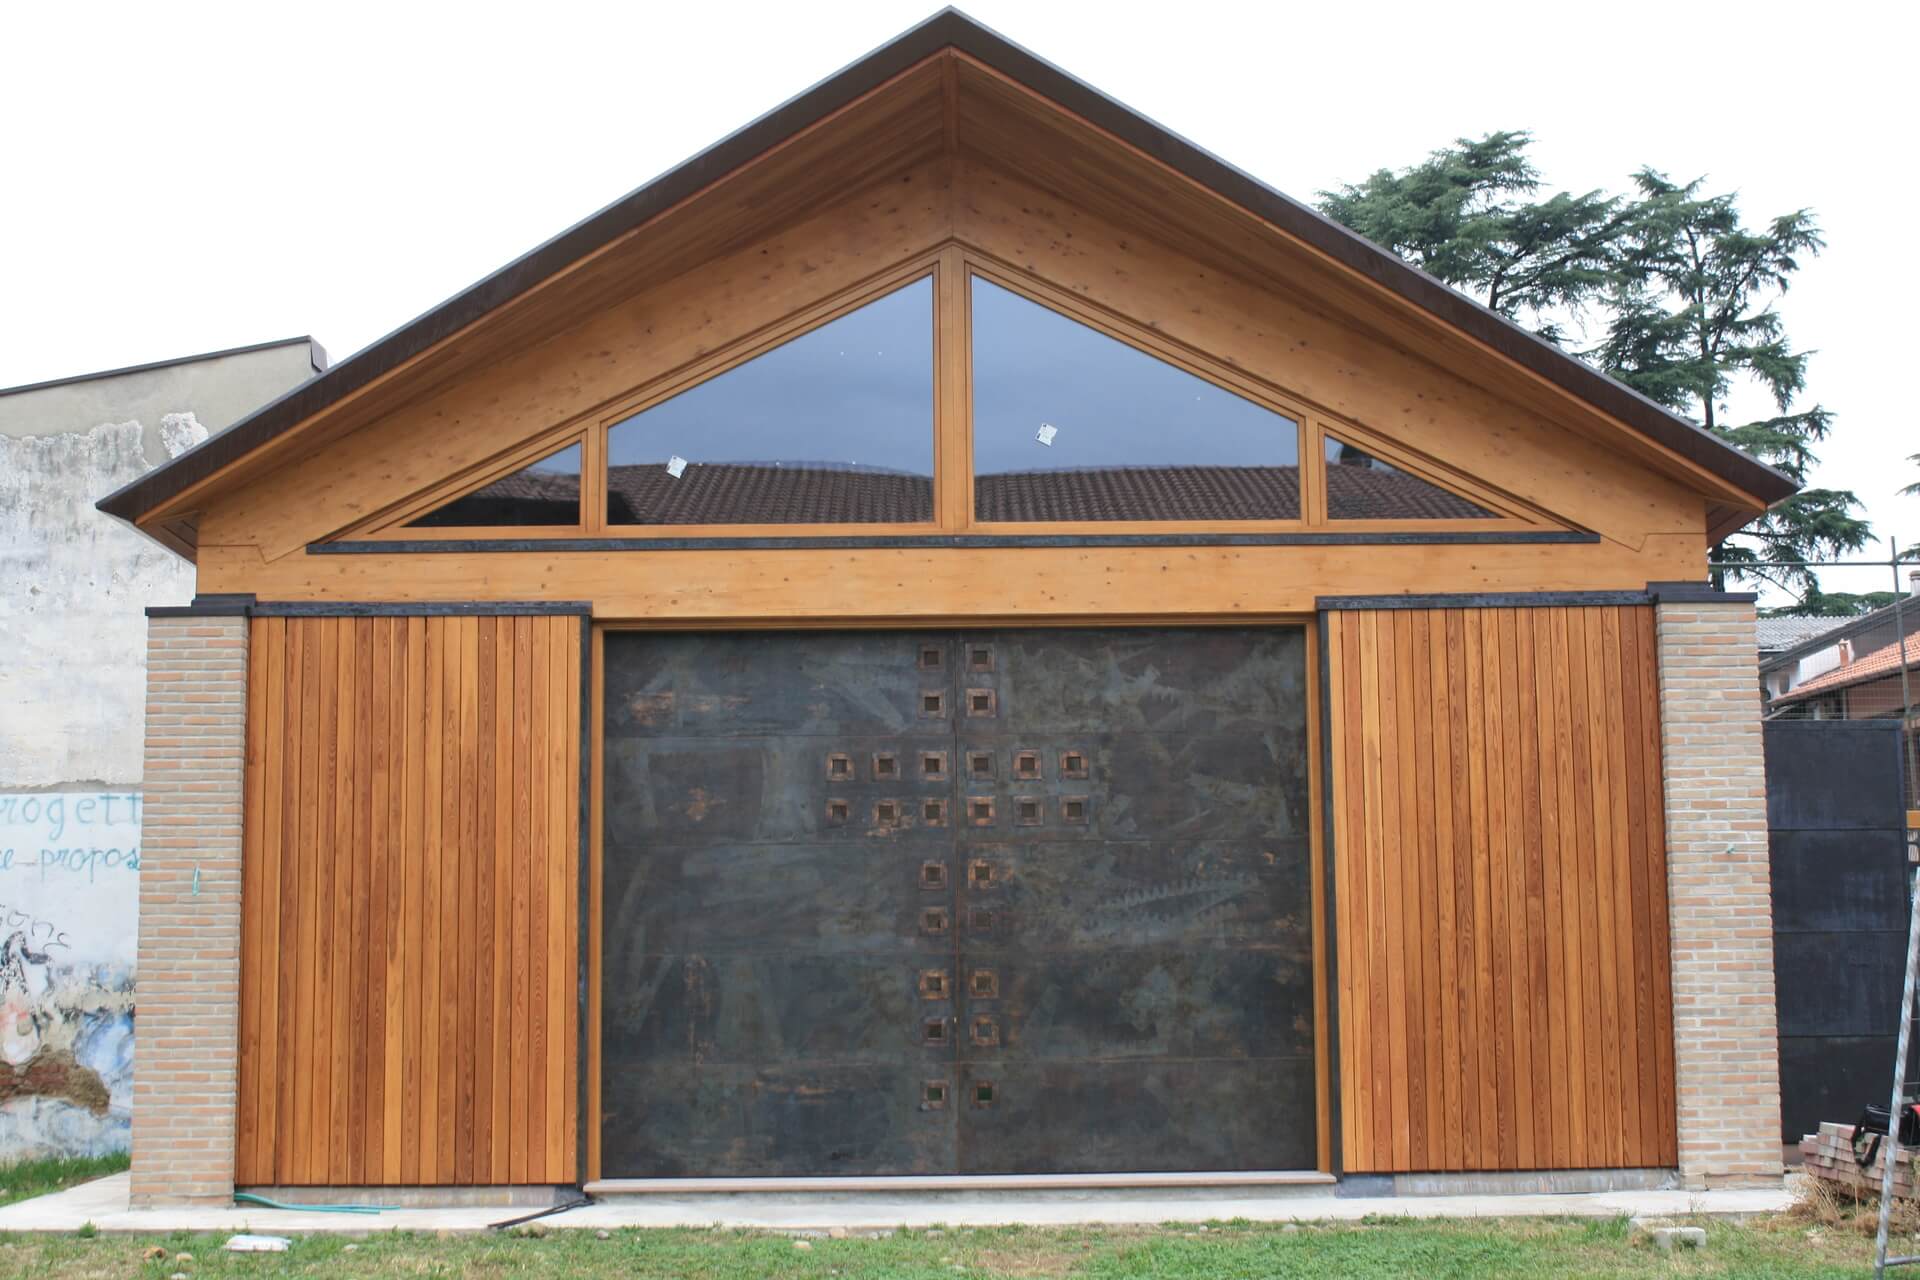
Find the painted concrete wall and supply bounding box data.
[0,338,321,1158]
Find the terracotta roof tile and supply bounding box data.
[1774,632,1920,704]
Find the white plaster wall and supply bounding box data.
[0,339,320,1160]
[0,419,201,787]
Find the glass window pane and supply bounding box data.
[1323,435,1494,520]
[606,278,933,525]
[970,276,1299,522]
[407,442,580,527]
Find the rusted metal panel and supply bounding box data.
[601,627,1311,1176]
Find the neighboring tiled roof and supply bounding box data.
[428,462,1497,526]
[1755,614,1852,653]
[1772,632,1920,705]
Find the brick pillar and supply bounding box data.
[129,612,249,1206]
[1654,597,1782,1187]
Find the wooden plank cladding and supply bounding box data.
[235,613,582,1186]
[1326,604,1677,1172]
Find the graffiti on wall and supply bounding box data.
[0,792,139,1159]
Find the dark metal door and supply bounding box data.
[1764,720,1911,1143]
[601,627,1314,1176]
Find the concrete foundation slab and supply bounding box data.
[0,1173,1794,1235]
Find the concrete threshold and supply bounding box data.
[585,1171,1337,1195]
[0,1172,1795,1235]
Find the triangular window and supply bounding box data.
[1322,433,1494,521]
[407,441,581,528]
[605,277,934,525]
[970,276,1300,522]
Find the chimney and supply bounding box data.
[1909,569,1919,598]
[1837,637,1854,666]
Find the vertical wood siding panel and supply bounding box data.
[473,619,497,1183]
[237,626,268,1184]
[1357,611,1391,1168]
[365,619,390,1184]
[1638,608,1679,1166]
[255,618,287,1185]
[492,620,516,1183]
[511,616,535,1184]
[401,618,426,1184]
[239,614,581,1185]
[1390,612,1426,1169]
[455,617,480,1184]
[1329,605,1673,1172]
[528,618,553,1181]
[1461,610,1498,1168]
[436,621,463,1181]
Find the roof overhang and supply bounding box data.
[97,7,1797,555]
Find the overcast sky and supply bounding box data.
[6,0,1913,596]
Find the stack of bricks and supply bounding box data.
[1653,598,1783,1187]
[128,613,249,1207]
[1800,1122,1920,1199]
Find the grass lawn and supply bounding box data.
[0,1153,128,1210]
[0,1215,1885,1279]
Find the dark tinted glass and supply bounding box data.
[1323,435,1493,520]
[606,278,933,525]
[408,442,580,527]
[970,277,1300,522]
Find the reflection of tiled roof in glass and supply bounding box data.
[423,459,1497,526]
[576,463,1492,525]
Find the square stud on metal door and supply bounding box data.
[968,859,997,889]
[920,750,948,781]
[1060,796,1089,825]
[967,798,995,827]
[966,688,997,718]
[1014,797,1043,827]
[920,860,948,890]
[918,969,950,1000]
[873,751,899,780]
[918,644,945,671]
[920,907,950,936]
[967,751,995,780]
[922,1080,950,1111]
[970,1015,1000,1048]
[826,799,851,826]
[967,643,994,672]
[1012,750,1041,781]
[826,752,855,781]
[922,1017,949,1045]
[874,799,902,829]
[967,906,994,935]
[922,798,949,827]
[971,1080,997,1108]
[920,691,947,720]
[970,968,999,999]
[1059,749,1089,780]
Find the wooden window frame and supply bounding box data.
[341,242,1562,543]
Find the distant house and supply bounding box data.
[1761,575,1920,715]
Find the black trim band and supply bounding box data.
[1645,580,1760,604]
[311,530,1599,555]
[1316,590,1650,611]
[145,593,257,618]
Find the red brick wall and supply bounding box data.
[1654,600,1782,1187]
[129,615,248,1206]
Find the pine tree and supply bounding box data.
[1317,132,1630,342]
[1596,170,1869,592]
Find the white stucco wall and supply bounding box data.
[0,338,321,1158]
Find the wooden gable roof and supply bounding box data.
[99,7,1795,559]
